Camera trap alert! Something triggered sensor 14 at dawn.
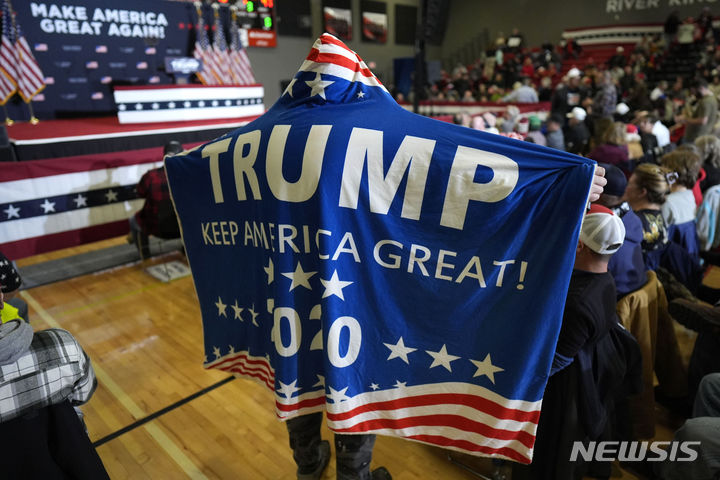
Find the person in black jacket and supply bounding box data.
[515,205,640,480]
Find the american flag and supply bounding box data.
[229,13,255,85]
[14,18,45,102]
[211,14,233,84]
[166,34,596,464]
[193,8,222,85]
[0,0,16,104]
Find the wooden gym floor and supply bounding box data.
[15,237,694,479]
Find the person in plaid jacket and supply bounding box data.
[129,140,184,258]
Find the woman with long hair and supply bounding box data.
[695,135,720,192]
[588,121,632,175]
[623,163,673,268]
[660,149,700,226]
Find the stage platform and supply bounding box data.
[0,114,261,259]
[6,115,260,161]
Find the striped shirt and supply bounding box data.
[0,328,96,423]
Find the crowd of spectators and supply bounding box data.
[397,10,720,480]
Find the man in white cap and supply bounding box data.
[564,106,590,155]
[515,204,630,480]
[551,67,588,122]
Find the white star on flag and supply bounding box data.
[73,194,87,208]
[249,304,259,326]
[426,344,461,372]
[228,345,235,354]
[327,386,350,403]
[320,270,353,300]
[393,380,407,389]
[277,379,302,399]
[313,375,325,388]
[231,300,244,320]
[470,353,504,384]
[283,77,297,97]
[135,103,142,110]
[40,199,56,213]
[305,72,334,100]
[215,296,227,317]
[384,337,417,364]
[168,102,176,109]
[3,204,20,219]
[370,383,379,391]
[213,346,221,358]
[357,91,365,98]
[264,258,274,285]
[281,261,316,291]
[105,190,118,202]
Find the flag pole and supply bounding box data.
[2,105,13,126]
[26,100,38,124]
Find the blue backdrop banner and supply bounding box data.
[10,1,233,119]
[166,34,595,463]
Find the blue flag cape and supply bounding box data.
[165,34,595,463]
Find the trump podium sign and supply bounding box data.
[165,34,595,463]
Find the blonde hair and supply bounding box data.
[661,149,701,189]
[602,121,628,146]
[632,163,671,204]
[695,135,720,169]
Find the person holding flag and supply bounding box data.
[165,34,608,479]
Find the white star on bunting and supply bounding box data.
[327,386,350,403]
[357,91,365,98]
[281,261,316,291]
[384,337,417,364]
[3,204,19,219]
[73,194,87,208]
[283,77,297,97]
[228,345,235,354]
[470,354,504,384]
[264,258,274,285]
[369,383,379,391]
[277,380,302,399]
[105,190,118,202]
[40,199,56,213]
[305,72,334,100]
[320,270,353,300]
[393,380,407,389]
[215,296,227,317]
[426,344,461,372]
[231,300,244,320]
[213,346,221,359]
